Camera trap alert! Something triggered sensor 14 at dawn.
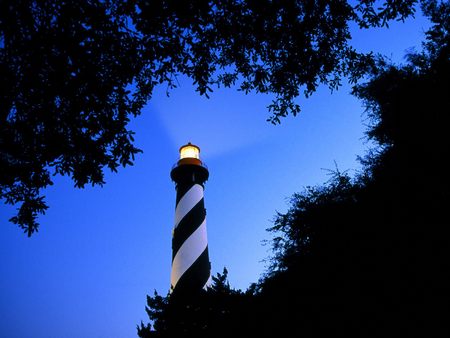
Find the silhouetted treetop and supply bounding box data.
[263,3,449,335]
[1,0,420,235]
[137,268,258,338]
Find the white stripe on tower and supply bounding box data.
[171,219,208,287]
[174,184,204,228]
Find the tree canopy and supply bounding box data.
[1,0,420,234]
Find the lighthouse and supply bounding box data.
[170,143,211,297]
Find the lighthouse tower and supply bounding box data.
[170,143,211,297]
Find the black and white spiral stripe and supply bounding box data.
[170,182,211,295]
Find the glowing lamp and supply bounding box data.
[179,143,200,160]
[172,142,208,184]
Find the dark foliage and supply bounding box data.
[137,268,261,337]
[0,0,146,235]
[133,0,423,125]
[139,1,449,336]
[263,2,450,335]
[1,0,418,235]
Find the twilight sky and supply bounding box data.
[1,10,431,338]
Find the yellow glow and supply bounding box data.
[180,145,200,159]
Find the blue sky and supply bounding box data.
[0,9,431,338]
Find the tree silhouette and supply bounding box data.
[264,1,450,335]
[0,0,145,235]
[137,268,261,337]
[1,0,419,235]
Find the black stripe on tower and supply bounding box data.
[171,248,211,299]
[172,198,206,260]
[175,183,193,205]
[173,166,208,202]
